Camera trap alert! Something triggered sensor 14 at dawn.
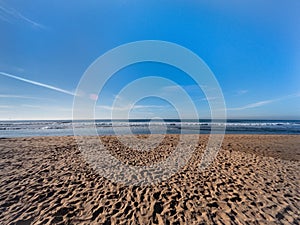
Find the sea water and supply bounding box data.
[1,119,300,138]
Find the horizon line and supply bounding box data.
[0,118,299,122]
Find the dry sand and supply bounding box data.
[0,135,299,224]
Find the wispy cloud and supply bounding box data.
[97,104,166,112]
[228,100,275,111]
[162,85,221,102]
[199,96,220,102]
[0,72,76,96]
[21,104,44,108]
[236,89,248,95]
[228,93,300,111]
[0,105,12,108]
[22,105,72,112]
[161,84,201,93]
[0,2,45,29]
[0,94,49,100]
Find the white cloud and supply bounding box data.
[95,103,169,119]
[113,94,123,101]
[0,105,12,108]
[20,104,43,108]
[0,3,46,29]
[199,96,220,102]
[0,94,49,100]
[97,104,165,112]
[236,89,248,95]
[161,84,203,93]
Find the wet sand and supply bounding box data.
[0,135,299,224]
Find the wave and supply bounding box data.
[1,120,300,137]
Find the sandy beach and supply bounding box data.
[0,135,299,224]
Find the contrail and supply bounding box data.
[0,4,46,29]
[227,93,300,111]
[0,72,75,96]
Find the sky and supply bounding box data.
[0,0,299,120]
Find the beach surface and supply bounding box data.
[0,135,299,224]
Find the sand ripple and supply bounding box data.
[0,135,299,224]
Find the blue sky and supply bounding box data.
[0,0,299,120]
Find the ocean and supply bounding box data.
[1,119,300,138]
